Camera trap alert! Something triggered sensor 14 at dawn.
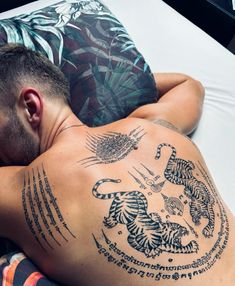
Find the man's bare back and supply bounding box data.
[3,117,235,286]
[0,45,234,285]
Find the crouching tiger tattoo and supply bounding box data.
[92,178,198,258]
[155,143,215,238]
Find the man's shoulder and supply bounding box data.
[152,118,181,133]
[152,118,199,147]
[0,166,25,237]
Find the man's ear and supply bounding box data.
[19,88,43,129]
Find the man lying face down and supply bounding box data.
[0,44,234,286]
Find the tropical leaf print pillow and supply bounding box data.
[0,0,158,126]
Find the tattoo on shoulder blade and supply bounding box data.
[21,165,76,251]
[92,142,229,282]
[153,119,181,133]
[153,119,197,146]
[78,126,146,167]
[155,143,215,238]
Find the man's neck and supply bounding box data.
[39,104,86,154]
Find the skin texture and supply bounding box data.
[0,73,234,286]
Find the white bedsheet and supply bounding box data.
[1,0,235,215]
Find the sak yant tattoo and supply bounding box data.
[153,119,181,133]
[78,126,146,167]
[92,178,198,258]
[129,164,165,193]
[21,165,76,251]
[92,142,229,282]
[184,219,199,238]
[161,194,184,216]
[155,143,215,238]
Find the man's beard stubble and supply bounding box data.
[2,112,40,166]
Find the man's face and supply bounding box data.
[0,110,39,166]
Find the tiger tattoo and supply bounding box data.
[155,143,215,238]
[92,178,198,258]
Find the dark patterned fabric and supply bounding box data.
[0,252,58,285]
[0,0,158,126]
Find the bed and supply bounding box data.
[0,0,234,284]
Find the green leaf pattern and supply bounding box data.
[0,0,158,126]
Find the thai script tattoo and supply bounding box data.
[78,126,146,167]
[21,165,76,251]
[92,142,229,281]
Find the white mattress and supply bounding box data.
[1,0,235,215]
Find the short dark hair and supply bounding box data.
[0,44,70,110]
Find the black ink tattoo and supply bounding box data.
[92,178,198,258]
[22,175,47,251]
[155,143,215,238]
[41,167,76,239]
[184,219,199,238]
[93,204,229,281]
[132,166,158,192]
[161,193,184,216]
[140,163,155,176]
[153,181,166,193]
[128,171,146,189]
[92,143,229,281]
[153,119,198,148]
[21,165,76,251]
[78,126,146,167]
[153,119,181,133]
[31,170,55,249]
[128,164,165,193]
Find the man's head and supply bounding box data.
[0,44,70,166]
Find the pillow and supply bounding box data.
[0,0,158,126]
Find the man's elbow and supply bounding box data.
[188,77,205,102]
[196,79,205,98]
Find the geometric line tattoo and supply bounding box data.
[128,163,165,193]
[132,166,165,193]
[155,143,215,238]
[21,165,76,251]
[184,219,199,238]
[128,171,146,189]
[92,178,198,258]
[78,126,146,167]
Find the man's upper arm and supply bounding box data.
[0,166,24,236]
[128,73,205,135]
